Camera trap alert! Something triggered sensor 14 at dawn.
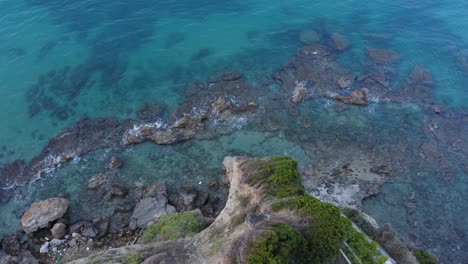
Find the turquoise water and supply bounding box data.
[0,0,467,263]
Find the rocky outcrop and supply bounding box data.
[129,198,176,229]
[0,118,124,195]
[21,198,69,234]
[129,182,176,229]
[123,73,257,146]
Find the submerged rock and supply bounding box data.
[329,33,351,51]
[299,30,321,44]
[21,198,69,234]
[366,48,401,64]
[333,87,370,105]
[106,156,123,169]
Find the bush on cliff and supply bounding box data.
[415,250,439,264]
[250,157,305,198]
[141,212,200,243]
[272,195,344,263]
[248,223,308,264]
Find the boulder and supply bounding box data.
[330,33,351,51]
[366,48,400,64]
[299,30,321,44]
[130,197,176,229]
[50,222,67,239]
[21,198,69,234]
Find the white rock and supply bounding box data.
[40,242,50,254]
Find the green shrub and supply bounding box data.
[141,212,200,243]
[415,250,439,264]
[250,157,305,198]
[126,253,145,264]
[248,223,308,264]
[272,195,344,263]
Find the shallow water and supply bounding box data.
[0,0,467,263]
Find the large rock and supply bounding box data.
[130,197,176,229]
[21,198,69,234]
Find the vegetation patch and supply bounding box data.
[272,195,344,263]
[415,250,439,264]
[250,157,305,198]
[247,223,308,264]
[126,253,145,264]
[141,212,201,243]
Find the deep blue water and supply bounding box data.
[0,1,467,263]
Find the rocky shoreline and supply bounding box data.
[1,156,224,264]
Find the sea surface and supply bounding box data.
[0,1,467,263]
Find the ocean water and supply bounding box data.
[0,0,467,263]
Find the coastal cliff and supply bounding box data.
[64,157,420,264]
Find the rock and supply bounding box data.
[1,235,20,256]
[179,186,198,208]
[337,77,350,89]
[408,65,433,86]
[82,225,98,238]
[194,191,209,208]
[50,222,67,239]
[87,173,107,190]
[208,179,218,191]
[103,184,128,200]
[334,87,369,105]
[130,197,176,229]
[93,218,110,239]
[245,212,269,227]
[49,238,64,247]
[299,30,321,44]
[69,239,78,248]
[329,33,351,51]
[291,81,309,103]
[16,251,39,264]
[39,242,49,254]
[134,182,168,201]
[106,156,123,169]
[366,48,400,64]
[21,198,69,234]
